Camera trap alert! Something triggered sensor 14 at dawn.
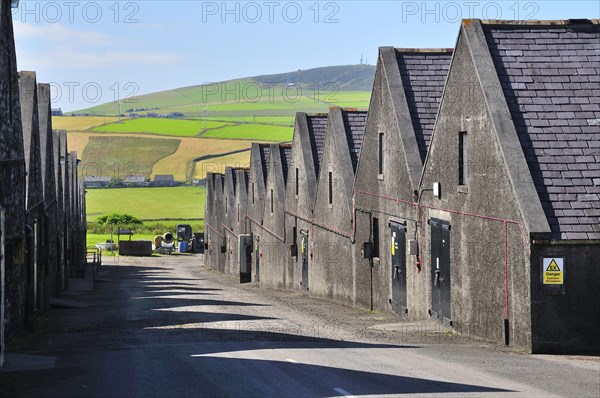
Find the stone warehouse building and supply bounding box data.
[258,144,291,290]
[203,19,599,354]
[1,0,27,366]
[353,47,452,315]
[418,19,599,353]
[1,2,88,367]
[284,113,328,291]
[309,108,367,303]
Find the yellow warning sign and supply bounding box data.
[546,260,560,272]
[543,258,564,284]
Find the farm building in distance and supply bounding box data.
[153,174,178,187]
[0,6,89,367]
[204,19,600,354]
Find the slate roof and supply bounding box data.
[395,50,453,162]
[483,20,600,240]
[306,114,328,175]
[258,143,271,183]
[278,144,292,185]
[154,174,175,181]
[341,110,368,171]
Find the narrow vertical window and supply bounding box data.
[328,171,333,205]
[295,167,299,196]
[292,226,297,245]
[270,189,274,213]
[237,204,240,222]
[459,132,468,185]
[252,182,255,204]
[372,217,380,258]
[378,132,384,175]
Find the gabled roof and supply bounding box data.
[396,49,453,162]
[306,114,328,175]
[279,144,292,185]
[482,19,600,239]
[321,107,368,215]
[341,110,368,171]
[259,143,271,183]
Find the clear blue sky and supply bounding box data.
[12,0,599,111]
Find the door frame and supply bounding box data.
[389,220,407,315]
[300,229,309,291]
[429,218,452,326]
[253,234,260,282]
[239,234,252,283]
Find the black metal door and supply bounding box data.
[390,221,407,314]
[430,219,451,324]
[1,210,4,365]
[300,230,309,291]
[254,235,260,282]
[239,235,252,284]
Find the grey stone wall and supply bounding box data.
[259,145,288,290]
[353,54,423,315]
[37,83,58,303]
[0,0,26,344]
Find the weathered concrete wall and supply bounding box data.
[260,145,289,290]
[283,113,326,291]
[213,173,226,273]
[245,144,270,283]
[233,169,249,236]
[0,0,27,344]
[353,54,424,316]
[51,130,65,291]
[37,83,58,303]
[419,28,532,349]
[310,109,366,305]
[19,71,47,325]
[59,131,70,282]
[204,173,217,270]
[223,168,238,276]
[530,242,600,353]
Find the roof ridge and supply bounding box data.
[394,48,453,53]
[476,18,600,26]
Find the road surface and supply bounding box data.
[1,255,598,397]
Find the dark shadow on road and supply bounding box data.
[189,357,513,396]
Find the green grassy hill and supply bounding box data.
[74,65,374,117]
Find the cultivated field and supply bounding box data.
[92,118,234,137]
[81,136,181,179]
[193,150,252,179]
[151,137,252,180]
[53,115,121,131]
[202,123,293,141]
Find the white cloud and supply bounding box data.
[13,22,111,47]
[13,22,184,69]
[16,48,185,69]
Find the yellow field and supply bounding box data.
[59,116,261,181]
[152,137,252,180]
[193,150,252,179]
[66,132,92,155]
[53,116,121,132]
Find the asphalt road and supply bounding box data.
[1,255,598,397]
